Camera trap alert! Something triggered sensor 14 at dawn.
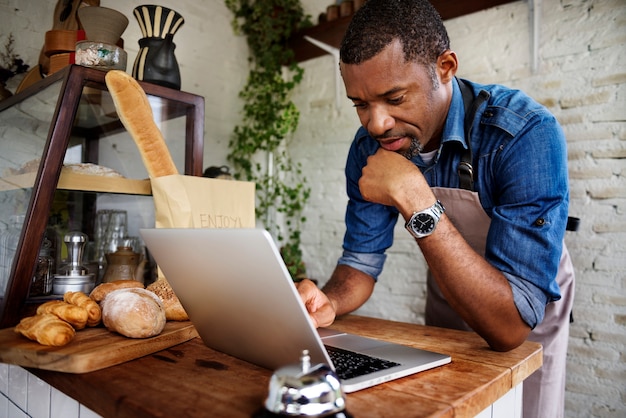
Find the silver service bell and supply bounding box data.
[262,350,351,418]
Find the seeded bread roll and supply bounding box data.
[104,70,178,178]
[101,288,166,338]
[15,313,76,346]
[147,278,189,321]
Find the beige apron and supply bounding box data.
[426,187,575,418]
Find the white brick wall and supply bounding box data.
[291,1,626,417]
[0,0,624,417]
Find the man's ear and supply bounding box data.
[438,50,458,84]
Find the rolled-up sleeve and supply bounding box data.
[337,250,387,281]
[505,272,551,328]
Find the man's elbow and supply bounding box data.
[486,326,531,352]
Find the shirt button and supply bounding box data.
[535,218,546,226]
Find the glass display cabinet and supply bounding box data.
[0,65,204,327]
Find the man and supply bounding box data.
[296,1,575,417]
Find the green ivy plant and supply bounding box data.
[225,0,312,280]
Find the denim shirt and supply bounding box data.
[337,78,569,328]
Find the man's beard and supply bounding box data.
[400,136,423,159]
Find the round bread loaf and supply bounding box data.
[101,288,166,338]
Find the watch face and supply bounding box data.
[412,213,435,234]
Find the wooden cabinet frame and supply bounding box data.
[0,65,204,327]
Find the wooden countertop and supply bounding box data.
[29,315,542,418]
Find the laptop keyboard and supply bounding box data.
[324,345,400,380]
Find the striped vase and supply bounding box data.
[132,5,185,90]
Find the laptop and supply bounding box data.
[140,228,450,392]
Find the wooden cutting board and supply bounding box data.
[0,321,198,373]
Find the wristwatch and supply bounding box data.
[405,200,445,239]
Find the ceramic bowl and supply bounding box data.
[78,6,129,44]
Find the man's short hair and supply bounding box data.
[340,0,450,67]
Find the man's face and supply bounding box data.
[340,40,452,157]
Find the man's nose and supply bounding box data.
[366,106,395,137]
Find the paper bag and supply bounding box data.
[151,174,256,229]
[150,174,255,284]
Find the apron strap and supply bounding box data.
[455,78,580,231]
[456,78,490,191]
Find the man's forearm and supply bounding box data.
[323,264,376,316]
[418,215,531,351]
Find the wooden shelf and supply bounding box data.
[289,15,352,62]
[57,171,151,195]
[0,169,151,195]
[290,0,517,62]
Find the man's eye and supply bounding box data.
[388,96,404,105]
[352,102,367,109]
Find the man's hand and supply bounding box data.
[296,265,376,328]
[359,148,433,215]
[295,279,336,328]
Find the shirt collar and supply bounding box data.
[411,79,468,168]
[442,78,468,149]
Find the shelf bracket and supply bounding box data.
[304,36,342,110]
[529,0,541,73]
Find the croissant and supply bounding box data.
[15,313,76,346]
[64,291,102,327]
[36,300,88,330]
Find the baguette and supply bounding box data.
[15,313,76,346]
[36,300,88,330]
[104,70,178,178]
[64,291,102,327]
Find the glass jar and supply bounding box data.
[30,245,54,297]
[0,215,25,297]
[44,225,61,276]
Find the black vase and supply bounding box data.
[132,5,185,90]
